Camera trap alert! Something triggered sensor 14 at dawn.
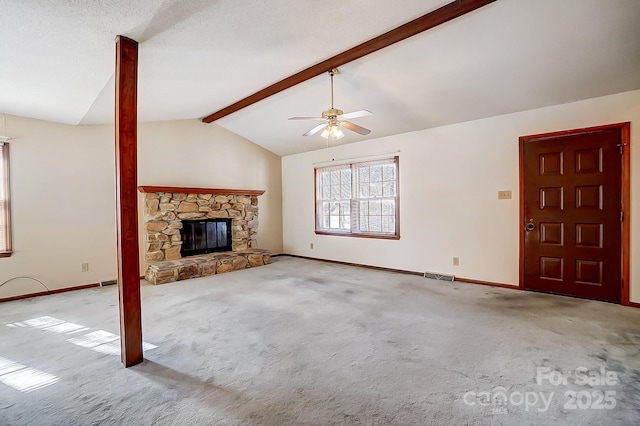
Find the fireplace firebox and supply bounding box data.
[180,218,232,257]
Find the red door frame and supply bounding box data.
[519,122,631,306]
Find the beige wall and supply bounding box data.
[0,116,282,299]
[282,90,640,303]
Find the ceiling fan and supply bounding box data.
[289,68,372,139]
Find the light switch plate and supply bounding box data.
[498,190,512,200]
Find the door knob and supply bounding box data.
[526,223,535,231]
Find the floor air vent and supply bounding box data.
[100,279,118,287]
[423,272,455,281]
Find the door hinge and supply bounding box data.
[617,143,626,154]
[620,211,624,222]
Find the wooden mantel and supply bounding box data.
[138,186,265,196]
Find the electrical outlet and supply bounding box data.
[82,262,89,272]
[310,243,314,249]
[453,257,460,266]
[498,190,512,200]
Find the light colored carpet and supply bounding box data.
[0,256,639,425]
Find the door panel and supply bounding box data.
[522,129,622,303]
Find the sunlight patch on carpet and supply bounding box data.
[7,316,89,335]
[7,316,158,356]
[0,356,59,393]
[67,330,157,355]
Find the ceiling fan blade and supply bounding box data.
[303,123,328,137]
[288,116,325,121]
[341,121,371,135]
[339,109,373,120]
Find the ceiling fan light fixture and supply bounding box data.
[321,124,344,140]
[331,125,345,139]
[289,68,371,140]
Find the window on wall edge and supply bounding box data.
[0,142,12,257]
[315,156,399,239]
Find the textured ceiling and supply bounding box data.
[1,0,639,156]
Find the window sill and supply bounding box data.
[315,231,400,240]
[0,251,13,258]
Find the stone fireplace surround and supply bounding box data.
[139,186,271,284]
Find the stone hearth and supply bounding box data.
[139,186,271,284]
[145,249,271,285]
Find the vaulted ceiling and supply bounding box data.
[1,0,639,156]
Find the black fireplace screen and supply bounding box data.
[180,218,232,257]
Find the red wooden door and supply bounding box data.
[521,128,622,303]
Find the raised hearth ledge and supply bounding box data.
[145,249,272,285]
[138,186,265,196]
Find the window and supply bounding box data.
[315,156,399,239]
[0,142,11,257]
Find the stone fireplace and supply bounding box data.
[139,186,271,284]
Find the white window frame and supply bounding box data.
[315,156,399,239]
[0,142,11,257]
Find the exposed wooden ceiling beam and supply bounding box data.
[201,0,496,124]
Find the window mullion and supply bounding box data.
[351,163,357,233]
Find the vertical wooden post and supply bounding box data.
[115,35,143,367]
